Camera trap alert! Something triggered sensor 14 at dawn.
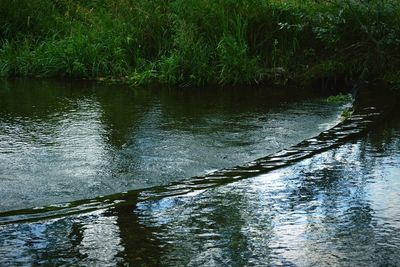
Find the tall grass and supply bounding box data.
[1,0,400,88]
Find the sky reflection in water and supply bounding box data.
[1,120,400,266]
[0,79,399,266]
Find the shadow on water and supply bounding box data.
[1,80,400,265]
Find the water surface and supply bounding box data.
[0,79,345,211]
[0,97,398,266]
[1,80,399,266]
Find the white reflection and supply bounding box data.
[79,213,123,266]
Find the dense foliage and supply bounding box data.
[1,0,400,88]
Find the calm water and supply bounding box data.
[1,79,399,266]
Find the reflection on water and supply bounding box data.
[0,79,345,211]
[1,115,400,266]
[1,79,399,266]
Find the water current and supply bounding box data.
[0,79,399,266]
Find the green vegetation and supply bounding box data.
[326,93,352,103]
[341,107,354,119]
[1,0,400,88]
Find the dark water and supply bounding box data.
[1,79,399,266]
[0,79,345,212]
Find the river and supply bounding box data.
[0,79,399,266]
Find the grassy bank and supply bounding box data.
[1,0,400,88]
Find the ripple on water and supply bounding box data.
[1,79,399,266]
[0,79,347,212]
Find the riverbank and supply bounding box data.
[1,0,400,89]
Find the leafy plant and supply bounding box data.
[1,0,400,88]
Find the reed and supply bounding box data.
[1,0,400,88]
